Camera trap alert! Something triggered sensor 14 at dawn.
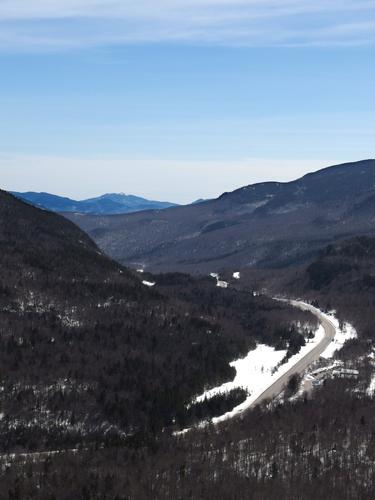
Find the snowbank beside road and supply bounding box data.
[288,301,357,359]
[319,315,357,359]
[179,299,357,433]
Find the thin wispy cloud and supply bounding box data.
[1,0,375,50]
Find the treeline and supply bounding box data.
[155,272,315,349]
[185,388,248,426]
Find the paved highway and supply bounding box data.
[249,299,336,408]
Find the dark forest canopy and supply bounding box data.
[3,190,375,499]
[0,190,315,452]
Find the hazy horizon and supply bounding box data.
[2,156,353,204]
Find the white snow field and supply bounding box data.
[217,280,228,288]
[193,324,325,424]
[142,280,155,287]
[177,298,357,434]
[209,272,229,288]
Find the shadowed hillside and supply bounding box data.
[0,190,314,451]
[66,159,375,274]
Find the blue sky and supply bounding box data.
[1,1,374,202]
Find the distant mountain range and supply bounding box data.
[66,159,375,273]
[11,191,178,215]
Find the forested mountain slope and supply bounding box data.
[4,248,375,499]
[7,237,372,500]
[298,236,375,345]
[3,194,375,498]
[0,190,313,452]
[66,159,375,273]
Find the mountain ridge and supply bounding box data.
[65,159,375,273]
[11,191,179,215]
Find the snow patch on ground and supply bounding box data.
[195,345,286,405]
[233,272,241,280]
[311,363,340,376]
[321,322,357,359]
[317,312,356,359]
[142,280,155,287]
[288,300,357,359]
[209,272,229,288]
[58,314,81,329]
[367,375,375,396]
[217,280,228,288]
[179,299,357,433]
[193,325,325,425]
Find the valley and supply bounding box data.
[0,189,318,448]
[66,160,375,273]
[3,3,374,495]
[2,161,375,499]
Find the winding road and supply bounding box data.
[249,299,336,408]
[177,298,337,432]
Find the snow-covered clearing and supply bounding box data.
[195,344,286,405]
[209,272,229,288]
[367,375,375,396]
[184,303,357,429]
[178,294,358,434]
[193,324,325,424]
[142,280,155,287]
[320,317,357,359]
[217,280,228,288]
